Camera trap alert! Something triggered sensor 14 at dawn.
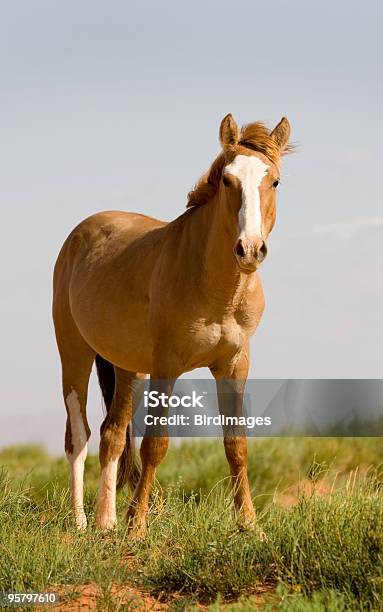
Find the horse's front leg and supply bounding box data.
[126,377,174,539]
[211,346,256,525]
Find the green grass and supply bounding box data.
[137,475,383,607]
[0,439,382,610]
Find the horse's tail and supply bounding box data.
[95,354,140,491]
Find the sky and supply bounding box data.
[0,0,382,451]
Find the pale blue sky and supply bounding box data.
[1,1,382,450]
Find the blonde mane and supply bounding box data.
[187,122,291,209]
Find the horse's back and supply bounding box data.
[54,210,166,281]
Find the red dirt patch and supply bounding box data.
[49,582,277,611]
[51,583,168,611]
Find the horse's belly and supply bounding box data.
[71,300,153,373]
[98,327,153,373]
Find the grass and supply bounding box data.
[0,438,382,610]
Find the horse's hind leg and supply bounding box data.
[96,367,138,530]
[56,322,95,529]
[126,376,173,539]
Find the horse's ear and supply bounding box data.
[219,113,239,147]
[270,117,291,153]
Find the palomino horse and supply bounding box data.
[53,113,291,536]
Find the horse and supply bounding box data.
[52,113,291,537]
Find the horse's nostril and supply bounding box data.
[256,241,268,263]
[235,240,245,258]
[260,241,268,258]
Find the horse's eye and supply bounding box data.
[272,179,280,189]
[222,175,230,187]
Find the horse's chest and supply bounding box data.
[220,319,245,349]
[189,317,245,354]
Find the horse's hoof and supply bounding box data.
[129,525,147,541]
[237,508,257,530]
[74,512,88,530]
[95,514,117,531]
[126,511,147,540]
[238,518,256,532]
[237,518,267,541]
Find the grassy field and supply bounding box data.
[0,438,382,610]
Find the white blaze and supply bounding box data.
[225,155,269,239]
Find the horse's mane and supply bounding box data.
[187,122,290,209]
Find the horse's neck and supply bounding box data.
[182,197,248,308]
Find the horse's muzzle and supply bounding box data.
[234,238,268,272]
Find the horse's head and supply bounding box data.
[219,113,291,273]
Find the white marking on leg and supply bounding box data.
[224,154,269,239]
[66,388,88,530]
[96,457,119,530]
